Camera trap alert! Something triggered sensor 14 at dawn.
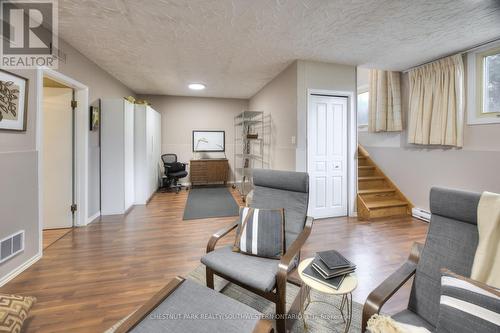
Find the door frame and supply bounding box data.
[306,89,357,218]
[36,68,90,252]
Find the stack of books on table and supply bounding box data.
[302,250,356,290]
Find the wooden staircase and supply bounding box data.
[357,145,413,220]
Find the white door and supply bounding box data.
[43,87,74,229]
[307,94,348,218]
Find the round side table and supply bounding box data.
[298,257,358,333]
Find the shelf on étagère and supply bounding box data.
[235,153,263,160]
[234,111,263,119]
[234,120,263,126]
[235,137,263,141]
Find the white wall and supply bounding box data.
[0,39,134,285]
[248,60,358,175]
[0,69,39,284]
[358,69,500,210]
[139,95,248,183]
[296,60,357,171]
[248,61,298,171]
[56,39,135,218]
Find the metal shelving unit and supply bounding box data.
[233,111,266,201]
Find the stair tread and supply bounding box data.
[358,166,375,169]
[358,176,385,181]
[366,199,408,209]
[358,188,396,194]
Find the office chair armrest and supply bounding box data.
[206,220,239,253]
[361,242,423,332]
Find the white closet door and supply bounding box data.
[307,95,348,218]
[123,100,135,211]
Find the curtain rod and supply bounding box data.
[402,37,500,73]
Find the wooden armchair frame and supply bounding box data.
[206,216,314,333]
[361,242,424,332]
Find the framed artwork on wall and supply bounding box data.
[0,69,28,131]
[90,105,100,131]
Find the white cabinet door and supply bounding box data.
[123,100,135,211]
[146,106,156,199]
[307,95,348,218]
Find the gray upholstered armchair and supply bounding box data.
[362,187,481,331]
[201,169,314,333]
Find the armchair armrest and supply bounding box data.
[362,242,423,332]
[206,220,239,253]
[278,216,314,274]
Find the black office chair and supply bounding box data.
[161,154,189,193]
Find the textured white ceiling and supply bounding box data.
[58,0,500,98]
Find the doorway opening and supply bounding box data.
[42,77,75,249]
[37,68,89,253]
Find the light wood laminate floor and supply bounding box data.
[42,228,72,249]
[1,188,428,332]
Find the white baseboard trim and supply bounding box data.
[87,211,101,225]
[412,207,431,222]
[0,252,42,287]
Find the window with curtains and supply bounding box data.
[368,70,402,132]
[407,54,465,147]
[357,91,369,130]
[467,44,500,124]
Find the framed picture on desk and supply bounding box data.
[192,130,225,152]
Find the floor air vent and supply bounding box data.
[0,231,24,264]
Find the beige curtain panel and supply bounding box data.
[368,70,402,132]
[407,54,465,147]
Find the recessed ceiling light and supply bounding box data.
[188,83,206,90]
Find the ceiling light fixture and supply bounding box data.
[188,83,206,90]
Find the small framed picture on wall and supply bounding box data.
[90,105,100,131]
[0,69,28,131]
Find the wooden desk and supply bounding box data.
[190,159,229,186]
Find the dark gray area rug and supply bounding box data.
[183,187,240,220]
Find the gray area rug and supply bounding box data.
[183,187,240,220]
[187,265,362,333]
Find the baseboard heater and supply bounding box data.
[412,208,431,222]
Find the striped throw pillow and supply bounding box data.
[437,269,500,333]
[233,207,285,259]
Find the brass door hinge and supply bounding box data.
[71,100,77,108]
[71,204,77,213]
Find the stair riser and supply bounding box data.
[358,179,387,190]
[358,159,370,166]
[360,192,398,201]
[369,205,408,219]
[356,196,370,220]
[358,168,376,177]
